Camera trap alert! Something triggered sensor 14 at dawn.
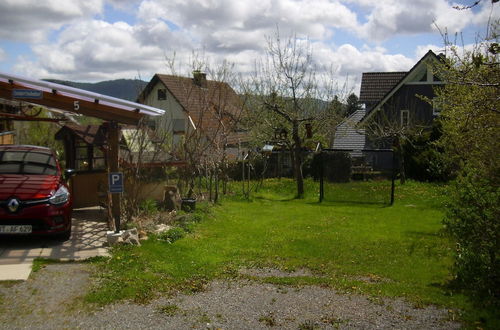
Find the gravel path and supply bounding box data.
[0,264,461,329]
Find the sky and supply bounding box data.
[0,0,498,93]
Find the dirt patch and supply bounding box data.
[0,264,461,329]
[0,263,92,329]
[239,267,318,278]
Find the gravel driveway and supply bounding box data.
[0,263,461,329]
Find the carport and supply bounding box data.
[0,72,165,232]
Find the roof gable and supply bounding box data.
[359,50,442,123]
[139,73,247,145]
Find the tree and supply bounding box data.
[345,93,361,116]
[14,107,64,160]
[362,90,427,184]
[435,17,499,300]
[163,54,246,201]
[245,30,343,198]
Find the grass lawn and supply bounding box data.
[86,178,497,327]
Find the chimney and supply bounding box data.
[193,70,207,88]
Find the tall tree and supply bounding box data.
[345,93,361,116]
[435,19,499,299]
[245,30,342,198]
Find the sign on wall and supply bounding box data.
[12,89,43,99]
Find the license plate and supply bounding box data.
[0,225,32,234]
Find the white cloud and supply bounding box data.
[353,0,495,42]
[13,19,185,80]
[415,44,446,58]
[0,48,6,61]
[138,0,359,53]
[311,42,416,93]
[6,0,495,89]
[0,0,104,43]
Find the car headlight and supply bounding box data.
[49,185,70,205]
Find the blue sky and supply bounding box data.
[0,0,497,92]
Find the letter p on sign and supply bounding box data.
[108,172,123,193]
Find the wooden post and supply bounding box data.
[108,121,121,232]
[242,153,246,198]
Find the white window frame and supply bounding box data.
[400,110,410,127]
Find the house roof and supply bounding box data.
[359,72,407,104]
[359,50,442,124]
[139,73,248,145]
[332,109,366,157]
[55,124,106,145]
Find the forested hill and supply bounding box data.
[44,79,148,101]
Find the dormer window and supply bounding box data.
[158,89,167,100]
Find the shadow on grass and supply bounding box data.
[253,195,297,202]
[405,231,441,238]
[309,199,390,208]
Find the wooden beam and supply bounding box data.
[0,80,144,125]
[0,112,64,122]
[107,122,122,232]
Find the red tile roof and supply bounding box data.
[153,74,248,145]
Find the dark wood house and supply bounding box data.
[332,50,445,170]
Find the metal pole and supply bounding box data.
[319,152,324,203]
[390,149,396,206]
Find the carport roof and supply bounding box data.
[0,72,165,125]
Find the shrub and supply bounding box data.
[139,199,158,215]
[444,168,500,300]
[403,121,455,182]
[161,227,186,243]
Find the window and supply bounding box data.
[172,119,186,134]
[157,89,167,100]
[92,147,106,170]
[75,142,89,171]
[0,150,57,175]
[400,110,410,127]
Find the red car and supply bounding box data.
[0,145,73,240]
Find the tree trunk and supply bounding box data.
[292,120,304,198]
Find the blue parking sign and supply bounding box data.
[108,172,123,193]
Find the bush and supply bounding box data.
[139,199,158,215]
[444,168,500,300]
[403,121,455,182]
[161,227,186,243]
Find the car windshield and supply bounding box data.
[0,150,58,175]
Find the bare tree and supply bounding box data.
[362,90,429,184]
[163,54,247,201]
[245,29,344,198]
